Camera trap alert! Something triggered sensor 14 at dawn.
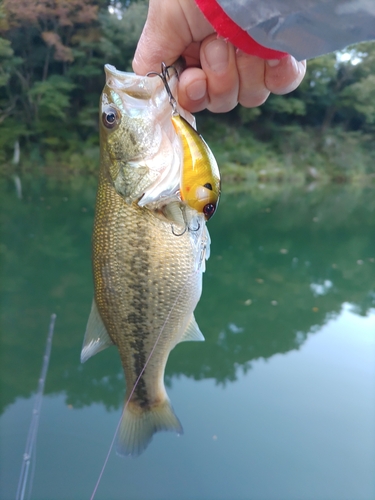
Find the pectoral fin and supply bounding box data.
[162,201,186,227]
[81,300,114,363]
[114,163,158,204]
[179,314,205,343]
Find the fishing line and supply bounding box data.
[89,267,199,500]
[16,313,57,500]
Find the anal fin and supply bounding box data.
[179,314,205,343]
[81,300,114,363]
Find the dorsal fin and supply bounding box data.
[81,300,114,363]
[179,314,205,343]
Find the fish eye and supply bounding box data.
[102,107,119,129]
[203,203,216,220]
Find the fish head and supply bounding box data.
[100,64,194,205]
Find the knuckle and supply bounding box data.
[239,90,270,108]
[207,97,237,113]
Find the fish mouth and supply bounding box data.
[104,64,165,100]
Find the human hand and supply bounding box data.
[132,0,306,113]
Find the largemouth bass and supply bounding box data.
[81,64,212,457]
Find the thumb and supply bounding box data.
[132,0,213,75]
[133,1,192,75]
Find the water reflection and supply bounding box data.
[1,179,374,414]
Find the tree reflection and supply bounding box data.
[1,180,374,413]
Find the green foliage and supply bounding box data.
[0,35,11,54]
[265,95,307,116]
[301,53,338,100]
[200,113,375,185]
[0,0,146,169]
[0,0,374,181]
[238,106,261,125]
[340,74,375,125]
[99,1,147,70]
[29,75,76,120]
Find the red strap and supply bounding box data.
[195,0,288,59]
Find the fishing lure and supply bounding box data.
[153,63,221,221]
[171,114,220,221]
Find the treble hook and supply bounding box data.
[171,219,201,236]
[188,220,201,232]
[171,224,187,237]
[146,62,179,113]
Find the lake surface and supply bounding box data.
[1,178,374,500]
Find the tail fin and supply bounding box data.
[117,399,183,457]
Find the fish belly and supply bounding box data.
[92,172,202,455]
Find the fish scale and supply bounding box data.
[90,165,202,454]
[81,64,210,457]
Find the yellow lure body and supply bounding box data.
[171,114,221,220]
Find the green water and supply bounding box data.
[1,178,374,500]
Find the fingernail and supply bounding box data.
[186,80,206,101]
[204,39,229,73]
[292,57,300,74]
[266,59,281,67]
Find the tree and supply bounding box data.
[0,0,147,165]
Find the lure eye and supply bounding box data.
[102,107,119,129]
[203,203,216,220]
